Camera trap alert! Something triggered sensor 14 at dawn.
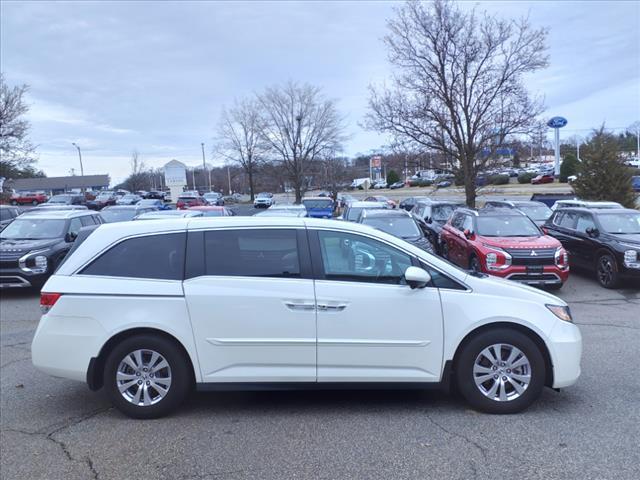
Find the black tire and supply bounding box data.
[103,334,192,419]
[595,252,620,289]
[456,328,545,414]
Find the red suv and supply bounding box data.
[176,194,206,210]
[10,192,48,205]
[440,208,569,289]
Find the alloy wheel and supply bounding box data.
[597,255,614,286]
[116,349,172,406]
[473,343,531,402]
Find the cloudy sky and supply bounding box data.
[2,0,639,184]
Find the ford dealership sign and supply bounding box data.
[547,116,568,129]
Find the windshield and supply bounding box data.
[204,193,220,198]
[598,212,640,234]
[121,195,138,201]
[362,217,421,238]
[48,195,71,204]
[476,216,540,237]
[433,204,460,221]
[518,204,552,221]
[137,200,158,206]
[303,199,333,209]
[200,210,225,217]
[0,218,66,239]
[97,193,112,199]
[100,209,137,223]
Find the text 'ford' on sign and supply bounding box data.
[547,116,568,129]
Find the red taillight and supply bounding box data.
[40,293,62,314]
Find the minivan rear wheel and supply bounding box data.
[456,328,545,414]
[104,334,191,419]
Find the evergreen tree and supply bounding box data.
[572,127,638,208]
[386,169,400,185]
[560,153,580,183]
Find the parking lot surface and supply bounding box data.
[1,266,638,480]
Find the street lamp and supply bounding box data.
[201,142,211,192]
[71,143,85,191]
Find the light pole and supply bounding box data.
[71,143,85,191]
[227,166,232,194]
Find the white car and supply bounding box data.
[253,193,274,208]
[551,200,623,211]
[32,217,581,418]
[372,180,388,189]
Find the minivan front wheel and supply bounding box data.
[104,334,191,419]
[456,328,545,414]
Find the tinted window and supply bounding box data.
[461,215,474,232]
[476,216,539,237]
[204,229,300,278]
[597,212,640,234]
[433,204,459,221]
[81,233,185,280]
[317,230,412,285]
[80,216,96,227]
[68,218,83,237]
[558,211,578,229]
[450,212,464,230]
[575,213,596,233]
[0,209,12,221]
[0,218,66,239]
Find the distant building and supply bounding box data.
[6,175,110,195]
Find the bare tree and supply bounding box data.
[366,0,548,206]
[318,150,351,201]
[0,74,37,180]
[216,98,266,201]
[126,149,149,192]
[258,81,347,203]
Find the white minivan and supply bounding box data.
[32,217,582,418]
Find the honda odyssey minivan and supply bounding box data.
[32,217,582,418]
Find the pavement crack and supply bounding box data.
[425,414,487,460]
[574,322,639,330]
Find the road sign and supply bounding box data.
[547,117,568,176]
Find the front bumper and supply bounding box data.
[0,267,48,289]
[491,265,570,286]
[547,320,582,388]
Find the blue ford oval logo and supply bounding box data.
[547,116,568,129]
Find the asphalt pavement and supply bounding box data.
[1,217,639,479]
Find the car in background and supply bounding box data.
[203,192,225,206]
[302,197,334,219]
[440,208,569,289]
[147,191,166,200]
[551,200,623,211]
[0,209,103,288]
[45,194,86,206]
[436,180,452,188]
[0,205,21,231]
[364,195,397,209]
[136,199,171,210]
[116,194,143,206]
[531,174,554,185]
[543,208,640,288]
[358,209,433,253]
[254,205,307,217]
[389,181,405,189]
[340,201,385,222]
[87,191,117,210]
[114,190,129,198]
[337,194,356,209]
[10,192,48,206]
[32,215,582,418]
[411,200,463,253]
[254,192,274,208]
[372,180,388,189]
[100,205,158,223]
[399,196,431,211]
[134,210,204,220]
[31,205,88,212]
[134,190,149,199]
[176,193,206,210]
[484,200,552,227]
[632,176,640,192]
[187,206,233,217]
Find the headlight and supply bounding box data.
[546,304,573,323]
[34,255,48,274]
[18,250,49,274]
[484,247,512,271]
[623,250,640,268]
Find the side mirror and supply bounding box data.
[65,232,78,243]
[586,227,599,238]
[463,229,474,239]
[404,266,432,289]
[425,216,432,224]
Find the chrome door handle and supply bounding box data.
[317,303,347,312]
[284,301,316,312]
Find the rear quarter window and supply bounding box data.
[80,233,186,280]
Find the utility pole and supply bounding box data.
[71,143,85,191]
[576,137,581,161]
[227,166,232,194]
[201,142,210,192]
[192,169,196,191]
